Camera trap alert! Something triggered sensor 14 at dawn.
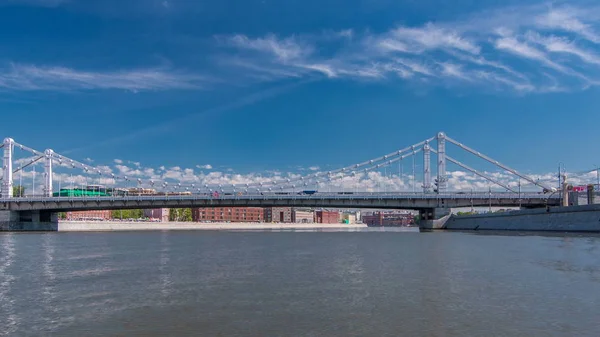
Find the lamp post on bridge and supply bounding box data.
[488,185,492,213]
[518,178,521,208]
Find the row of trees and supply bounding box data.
[110,209,193,221]
[58,208,194,221]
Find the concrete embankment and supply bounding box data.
[58,221,368,232]
[443,204,600,232]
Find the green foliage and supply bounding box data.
[111,209,144,219]
[169,208,193,222]
[456,211,477,216]
[57,212,67,219]
[12,185,25,197]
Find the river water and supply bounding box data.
[1,229,599,336]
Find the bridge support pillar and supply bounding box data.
[0,210,58,231]
[419,208,451,230]
[44,149,54,197]
[436,132,447,193]
[422,141,432,193]
[2,138,14,198]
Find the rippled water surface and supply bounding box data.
[1,229,599,336]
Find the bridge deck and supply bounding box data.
[0,192,560,212]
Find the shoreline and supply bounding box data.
[58,221,369,232]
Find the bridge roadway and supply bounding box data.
[0,192,560,212]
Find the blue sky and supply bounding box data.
[1,0,600,192]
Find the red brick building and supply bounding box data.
[143,208,170,222]
[361,211,414,226]
[66,210,111,221]
[264,207,292,223]
[315,210,339,224]
[192,207,264,222]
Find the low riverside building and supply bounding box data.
[341,213,357,224]
[66,210,111,221]
[192,207,264,222]
[361,211,414,226]
[292,208,314,223]
[264,207,292,223]
[143,208,170,222]
[315,210,340,224]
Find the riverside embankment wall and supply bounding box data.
[57,222,368,232]
[444,204,600,232]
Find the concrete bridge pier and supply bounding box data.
[419,207,451,230]
[0,210,58,231]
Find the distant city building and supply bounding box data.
[264,207,292,222]
[155,191,192,196]
[128,188,157,195]
[292,208,314,223]
[361,211,414,226]
[143,208,170,222]
[192,207,264,222]
[315,210,340,224]
[66,210,111,221]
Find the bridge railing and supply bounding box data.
[0,191,559,203]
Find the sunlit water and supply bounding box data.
[1,228,599,336]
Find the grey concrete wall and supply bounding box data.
[444,204,600,232]
[0,210,58,231]
[58,222,368,232]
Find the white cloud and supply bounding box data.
[223,34,311,63]
[494,36,571,74]
[196,164,213,170]
[218,4,600,93]
[0,64,204,92]
[439,62,470,81]
[13,150,597,197]
[527,33,600,66]
[388,24,481,54]
[114,159,123,164]
[535,8,600,44]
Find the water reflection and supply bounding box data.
[41,233,60,330]
[0,234,18,336]
[159,231,172,299]
[1,231,599,336]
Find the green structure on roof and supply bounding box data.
[53,189,110,197]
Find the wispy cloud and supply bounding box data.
[535,7,600,44]
[0,64,205,92]
[217,3,600,93]
[494,36,571,75]
[222,34,311,63]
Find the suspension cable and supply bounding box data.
[445,136,554,191]
[430,149,516,192]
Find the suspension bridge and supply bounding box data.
[0,132,563,229]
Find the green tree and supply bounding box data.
[111,209,144,220]
[169,208,193,222]
[12,185,25,197]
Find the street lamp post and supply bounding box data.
[518,178,522,208]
